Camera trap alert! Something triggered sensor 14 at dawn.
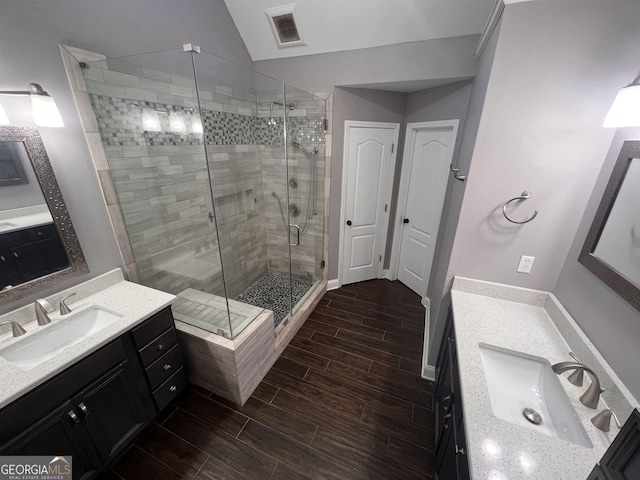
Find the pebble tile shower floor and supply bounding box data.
[101,279,435,480]
[235,272,314,326]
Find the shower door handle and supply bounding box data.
[289,224,300,247]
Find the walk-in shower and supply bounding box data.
[78,46,326,340]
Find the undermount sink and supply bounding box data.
[478,343,592,448]
[0,307,122,371]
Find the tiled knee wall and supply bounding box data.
[83,62,326,297]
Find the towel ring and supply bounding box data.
[449,164,466,182]
[502,191,538,224]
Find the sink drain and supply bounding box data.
[522,408,542,425]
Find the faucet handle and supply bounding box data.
[591,409,621,432]
[60,293,77,315]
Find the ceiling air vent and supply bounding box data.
[265,4,305,48]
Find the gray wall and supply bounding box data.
[429,0,640,365]
[254,36,479,94]
[447,0,640,289]
[554,127,640,400]
[426,24,501,364]
[0,0,253,314]
[328,87,407,280]
[386,81,473,270]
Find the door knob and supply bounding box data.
[403,218,409,224]
[346,220,352,226]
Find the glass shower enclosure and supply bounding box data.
[81,46,325,339]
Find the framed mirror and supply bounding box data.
[579,140,640,311]
[0,126,88,305]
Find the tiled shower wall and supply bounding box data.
[257,93,326,281]
[82,60,325,298]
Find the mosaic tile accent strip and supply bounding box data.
[235,272,313,326]
[89,94,325,147]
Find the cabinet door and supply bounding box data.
[73,360,146,464]
[600,409,640,479]
[454,414,470,480]
[436,309,454,447]
[8,400,100,480]
[436,405,458,480]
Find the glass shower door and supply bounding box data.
[80,48,235,336]
[284,85,326,317]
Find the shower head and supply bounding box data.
[291,141,319,157]
[272,191,278,197]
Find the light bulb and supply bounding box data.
[604,83,640,128]
[0,104,9,125]
[31,95,64,127]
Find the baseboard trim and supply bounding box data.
[327,279,340,290]
[421,296,432,380]
[422,364,436,381]
[382,269,390,279]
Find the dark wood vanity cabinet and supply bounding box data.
[0,306,186,479]
[435,307,470,480]
[592,409,640,480]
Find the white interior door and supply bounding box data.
[341,122,398,285]
[395,122,458,296]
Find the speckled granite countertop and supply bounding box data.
[451,276,637,480]
[0,269,175,409]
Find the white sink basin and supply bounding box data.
[0,307,122,371]
[478,343,592,448]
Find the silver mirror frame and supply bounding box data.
[579,140,640,312]
[0,126,88,305]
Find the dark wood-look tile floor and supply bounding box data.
[103,280,436,480]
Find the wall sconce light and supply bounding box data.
[604,74,640,128]
[0,83,64,128]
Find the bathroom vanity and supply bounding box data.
[0,270,183,479]
[438,277,638,479]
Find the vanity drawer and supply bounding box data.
[131,307,174,350]
[138,328,177,367]
[145,345,183,390]
[152,367,188,411]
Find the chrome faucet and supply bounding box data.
[60,293,76,315]
[552,361,604,409]
[0,321,26,337]
[35,299,54,325]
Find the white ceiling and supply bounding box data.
[224,0,497,61]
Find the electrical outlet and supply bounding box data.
[517,255,535,274]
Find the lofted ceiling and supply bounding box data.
[224,0,497,62]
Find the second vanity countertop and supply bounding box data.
[0,270,175,410]
[451,276,637,480]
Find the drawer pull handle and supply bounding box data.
[78,402,90,417]
[456,445,465,455]
[157,344,165,351]
[169,385,177,392]
[443,412,452,429]
[163,364,172,371]
[68,410,80,426]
